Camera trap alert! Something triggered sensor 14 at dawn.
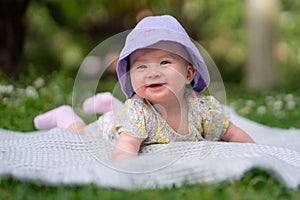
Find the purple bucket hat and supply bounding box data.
[117,15,210,98]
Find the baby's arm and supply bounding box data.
[222,122,255,143]
[112,132,142,161]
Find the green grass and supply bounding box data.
[1,71,300,199]
[0,169,299,200]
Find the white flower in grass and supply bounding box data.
[286,100,296,110]
[33,78,45,88]
[246,100,255,107]
[256,106,266,115]
[273,100,283,110]
[284,94,294,101]
[0,84,14,94]
[239,106,251,115]
[25,86,38,99]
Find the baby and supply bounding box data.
[34,15,254,161]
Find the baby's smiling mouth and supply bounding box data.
[146,83,166,88]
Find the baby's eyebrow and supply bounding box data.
[160,52,178,59]
[129,56,149,66]
[129,51,176,66]
[129,59,140,67]
[129,54,144,64]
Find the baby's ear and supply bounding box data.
[186,64,196,84]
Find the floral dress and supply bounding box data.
[85,87,229,146]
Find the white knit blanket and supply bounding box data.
[1,108,300,189]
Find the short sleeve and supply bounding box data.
[114,97,150,140]
[201,96,229,141]
[84,112,119,143]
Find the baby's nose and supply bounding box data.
[147,65,161,78]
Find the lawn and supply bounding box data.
[0,70,300,200]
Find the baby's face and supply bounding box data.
[129,48,195,104]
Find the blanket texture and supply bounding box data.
[1,108,300,189]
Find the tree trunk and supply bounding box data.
[244,0,281,90]
[0,0,30,77]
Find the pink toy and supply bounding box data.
[34,93,124,130]
[82,92,124,114]
[34,105,84,130]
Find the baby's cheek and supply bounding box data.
[131,80,144,92]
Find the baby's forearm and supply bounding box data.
[223,122,255,143]
[112,132,141,161]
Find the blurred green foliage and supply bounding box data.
[21,0,300,89]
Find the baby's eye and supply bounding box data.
[160,60,170,65]
[136,65,147,69]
